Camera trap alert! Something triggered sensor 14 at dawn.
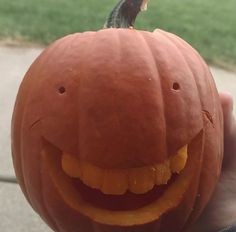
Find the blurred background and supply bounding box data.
[1,0,235,68]
[0,0,235,231]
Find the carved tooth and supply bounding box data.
[80,162,104,189]
[61,153,82,178]
[155,160,171,185]
[101,169,128,195]
[128,166,156,194]
[170,145,188,173]
[62,146,188,195]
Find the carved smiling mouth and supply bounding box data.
[60,146,187,211]
[42,131,203,226]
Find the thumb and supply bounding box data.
[219,92,236,171]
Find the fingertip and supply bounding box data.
[219,92,236,171]
[219,91,235,145]
[219,92,234,113]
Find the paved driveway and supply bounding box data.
[0,45,235,231]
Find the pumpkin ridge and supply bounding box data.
[134,31,168,153]
[197,56,218,119]
[161,129,205,231]
[149,31,188,154]
[182,121,213,228]
[186,110,223,227]
[148,31,209,227]
[171,32,219,133]
[183,135,205,230]
[15,53,48,200]
[21,38,73,207]
[17,54,46,203]
[159,30,206,111]
[161,32,222,224]
[158,30,204,120]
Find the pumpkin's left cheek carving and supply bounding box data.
[42,130,203,227]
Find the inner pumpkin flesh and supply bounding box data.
[62,145,188,195]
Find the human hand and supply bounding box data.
[189,92,236,232]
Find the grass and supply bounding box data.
[0,0,235,68]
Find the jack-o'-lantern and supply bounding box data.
[11,1,223,231]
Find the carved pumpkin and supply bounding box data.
[12,1,223,232]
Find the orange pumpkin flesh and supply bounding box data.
[62,145,187,195]
[12,28,223,232]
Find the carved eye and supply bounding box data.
[58,86,66,94]
[172,82,180,91]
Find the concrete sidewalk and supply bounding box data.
[0,45,236,231]
[0,46,52,231]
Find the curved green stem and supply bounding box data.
[104,0,149,28]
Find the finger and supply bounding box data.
[219,92,236,170]
[219,92,234,136]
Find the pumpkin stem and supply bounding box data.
[104,0,149,28]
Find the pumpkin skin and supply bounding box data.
[11,28,223,232]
